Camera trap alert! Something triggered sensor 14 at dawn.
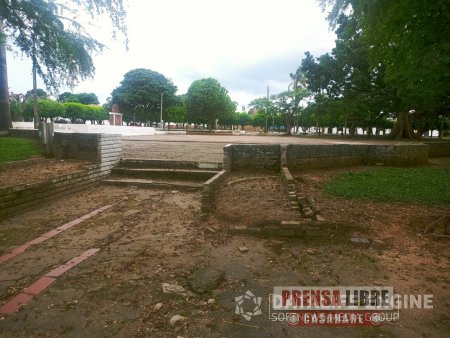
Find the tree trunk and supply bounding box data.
[0,22,12,131]
[389,111,417,140]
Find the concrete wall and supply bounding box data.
[425,141,450,157]
[1,133,122,219]
[225,144,281,170]
[53,133,122,164]
[8,129,39,139]
[201,170,227,217]
[225,143,429,171]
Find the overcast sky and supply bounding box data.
[6,0,336,110]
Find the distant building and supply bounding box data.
[109,104,123,126]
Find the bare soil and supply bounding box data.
[0,164,449,338]
[0,159,94,189]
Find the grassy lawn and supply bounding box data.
[324,167,450,205]
[0,137,42,163]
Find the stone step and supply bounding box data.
[111,168,219,181]
[119,158,223,170]
[103,178,202,191]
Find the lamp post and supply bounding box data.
[160,92,164,129]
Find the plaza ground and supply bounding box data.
[0,135,449,338]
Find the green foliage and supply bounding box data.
[111,68,177,124]
[251,111,266,128]
[325,167,450,205]
[167,105,186,124]
[236,112,251,128]
[0,137,42,163]
[0,0,127,91]
[186,78,236,130]
[23,98,65,121]
[63,102,105,122]
[24,89,48,100]
[58,92,99,105]
[318,0,450,138]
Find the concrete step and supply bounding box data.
[111,168,219,181]
[103,178,202,191]
[119,158,223,170]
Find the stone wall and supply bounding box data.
[225,144,281,170]
[225,143,429,170]
[8,129,39,139]
[53,133,121,163]
[0,133,122,219]
[425,141,450,157]
[201,170,228,218]
[286,144,368,169]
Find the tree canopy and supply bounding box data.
[0,0,127,130]
[185,78,236,130]
[110,68,178,124]
[58,92,99,105]
[316,0,450,138]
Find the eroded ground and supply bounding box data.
[0,165,449,338]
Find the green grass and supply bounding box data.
[0,137,42,163]
[324,167,450,205]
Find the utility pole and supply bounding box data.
[160,92,163,129]
[265,86,269,133]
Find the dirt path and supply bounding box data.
[0,166,449,337]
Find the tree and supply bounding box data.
[58,92,99,105]
[319,0,450,139]
[24,89,48,100]
[0,22,12,129]
[236,112,251,129]
[110,68,177,125]
[185,78,236,131]
[0,0,127,130]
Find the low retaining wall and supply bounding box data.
[425,141,450,157]
[224,143,430,170]
[1,133,122,219]
[201,170,227,217]
[224,144,281,170]
[8,129,39,139]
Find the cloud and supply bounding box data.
[6,0,336,109]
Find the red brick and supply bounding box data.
[26,236,48,246]
[41,229,64,238]
[0,293,34,315]
[10,244,31,255]
[46,249,99,277]
[80,248,100,258]
[56,220,81,231]
[0,253,16,264]
[45,257,87,277]
[23,276,56,296]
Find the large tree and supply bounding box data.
[186,78,236,130]
[57,92,99,105]
[0,0,127,130]
[319,0,450,139]
[110,68,178,125]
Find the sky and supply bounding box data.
[6,0,336,110]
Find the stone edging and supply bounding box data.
[201,170,228,219]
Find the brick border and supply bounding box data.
[0,205,112,264]
[0,248,100,315]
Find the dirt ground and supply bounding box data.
[0,159,94,188]
[1,159,449,337]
